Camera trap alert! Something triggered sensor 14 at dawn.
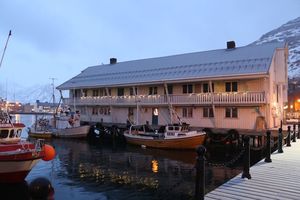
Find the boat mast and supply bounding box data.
[0,30,12,69]
[164,83,173,124]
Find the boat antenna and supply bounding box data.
[0,30,12,69]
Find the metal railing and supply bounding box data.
[63,91,266,106]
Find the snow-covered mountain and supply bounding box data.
[0,83,62,104]
[252,17,300,77]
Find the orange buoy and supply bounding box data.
[42,144,56,161]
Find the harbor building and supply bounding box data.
[57,41,288,133]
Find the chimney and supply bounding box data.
[226,41,236,49]
[110,58,117,64]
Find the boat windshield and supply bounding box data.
[0,130,9,138]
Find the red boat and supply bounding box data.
[0,111,55,183]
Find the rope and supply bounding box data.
[209,133,232,143]
[206,146,245,167]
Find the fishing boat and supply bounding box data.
[28,116,53,139]
[124,123,206,150]
[0,110,55,183]
[52,110,90,138]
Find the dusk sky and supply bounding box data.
[0,0,300,101]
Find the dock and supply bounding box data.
[205,139,300,199]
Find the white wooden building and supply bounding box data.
[57,41,288,133]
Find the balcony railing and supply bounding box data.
[63,92,266,106]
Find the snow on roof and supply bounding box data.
[57,42,286,90]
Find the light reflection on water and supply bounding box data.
[6,115,243,200]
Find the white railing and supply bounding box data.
[63,92,266,106]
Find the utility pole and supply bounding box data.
[49,77,57,106]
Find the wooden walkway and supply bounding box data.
[205,140,300,200]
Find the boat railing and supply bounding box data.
[34,139,45,151]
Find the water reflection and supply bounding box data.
[10,115,243,199]
[26,139,242,199]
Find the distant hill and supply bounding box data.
[252,16,300,77]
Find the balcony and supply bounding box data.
[63,92,266,107]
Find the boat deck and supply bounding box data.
[205,139,300,199]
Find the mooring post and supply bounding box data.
[278,128,283,153]
[293,124,296,142]
[287,126,291,147]
[265,131,272,162]
[195,145,206,200]
[298,124,300,139]
[112,126,116,148]
[241,136,251,179]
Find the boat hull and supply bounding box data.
[0,159,41,183]
[0,142,44,183]
[28,131,52,139]
[124,133,206,150]
[53,125,90,138]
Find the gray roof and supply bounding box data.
[57,42,286,90]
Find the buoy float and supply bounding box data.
[29,177,54,199]
[42,144,56,161]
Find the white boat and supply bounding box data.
[124,123,206,150]
[52,111,90,138]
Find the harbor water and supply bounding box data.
[2,114,244,200]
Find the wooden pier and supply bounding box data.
[205,138,300,200]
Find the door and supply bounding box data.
[152,108,159,125]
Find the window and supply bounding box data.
[92,107,98,115]
[74,90,81,98]
[182,84,193,94]
[130,87,138,95]
[203,107,214,118]
[149,86,158,95]
[164,85,173,94]
[82,89,88,97]
[117,88,124,96]
[225,82,238,92]
[92,89,99,97]
[203,83,214,93]
[99,88,111,96]
[182,107,193,118]
[225,107,238,118]
[99,107,111,115]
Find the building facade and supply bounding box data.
[57,41,288,132]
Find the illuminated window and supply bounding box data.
[153,108,159,116]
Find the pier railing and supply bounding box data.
[195,123,300,199]
[63,91,265,106]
